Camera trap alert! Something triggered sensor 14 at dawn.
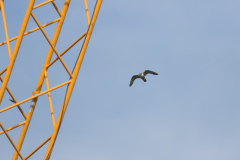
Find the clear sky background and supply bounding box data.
[0,0,240,160]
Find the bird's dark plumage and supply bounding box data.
[129,70,158,87]
[9,99,15,103]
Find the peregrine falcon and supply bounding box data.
[129,70,158,87]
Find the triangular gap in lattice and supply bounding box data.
[0,80,27,121]
[2,120,24,142]
[52,0,65,11]
[51,29,85,73]
[0,121,24,159]
[60,37,85,73]
[32,1,60,28]
[46,84,68,126]
[0,69,6,79]
[46,59,70,88]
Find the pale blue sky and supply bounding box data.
[0,0,240,160]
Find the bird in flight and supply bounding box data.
[129,70,158,87]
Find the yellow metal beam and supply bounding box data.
[0,0,35,105]
[44,71,56,129]
[33,0,53,9]
[84,0,90,25]
[51,1,61,17]
[0,67,7,75]
[0,0,11,59]
[0,0,3,10]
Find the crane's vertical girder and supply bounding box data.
[45,3,102,159]
[0,0,35,105]
[0,0,103,159]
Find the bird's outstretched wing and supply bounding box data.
[143,70,158,76]
[129,75,140,87]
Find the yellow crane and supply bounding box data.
[0,0,102,159]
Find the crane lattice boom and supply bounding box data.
[0,0,102,159]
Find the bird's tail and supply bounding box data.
[143,78,146,82]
